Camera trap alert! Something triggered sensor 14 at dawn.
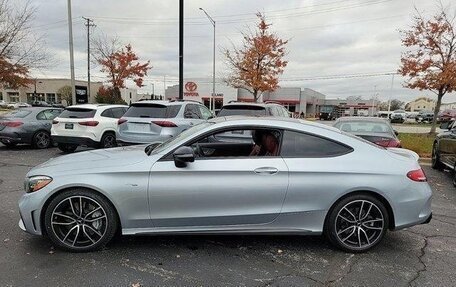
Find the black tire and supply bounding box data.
[44,188,118,252]
[431,142,444,170]
[325,193,389,253]
[58,143,78,153]
[1,140,17,148]
[32,131,51,149]
[100,132,117,149]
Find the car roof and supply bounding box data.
[221,102,282,108]
[335,117,389,123]
[66,104,127,110]
[132,100,200,106]
[208,116,342,133]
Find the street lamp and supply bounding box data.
[199,7,216,112]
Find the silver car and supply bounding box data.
[116,100,213,146]
[18,117,432,252]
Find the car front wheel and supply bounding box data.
[33,131,51,149]
[326,194,388,253]
[44,189,118,252]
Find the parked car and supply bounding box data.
[333,117,401,147]
[0,107,62,148]
[7,102,31,109]
[389,110,406,123]
[51,104,128,153]
[437,109,456,123]
[218,102,291,118]
[19,117,432,253]
[117,100,213,146]
[0,100,7,108]
[319,106,336,120]
[432,120,456,185]
[32,101,52,107]
[415,110,434,123]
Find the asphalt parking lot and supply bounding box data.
[1,144,456,287]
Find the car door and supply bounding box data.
[148,127,289,228]
[438,121,455,165]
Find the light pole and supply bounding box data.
[33,79,43,102]
[199,7,216,112]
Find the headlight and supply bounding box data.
[25,176,53,193]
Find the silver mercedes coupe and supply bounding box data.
[18,117,432,253]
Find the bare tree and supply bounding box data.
[0,0,49,88]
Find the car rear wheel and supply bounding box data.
[326,194,388,253]
[58,143,78,153]
[33,131,51,149]
[100,132,117,149]
[44,189,118,252]
[431,143,444,170]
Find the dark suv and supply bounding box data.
[218,102,291,118]
[432,120,456,185]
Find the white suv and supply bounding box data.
[51,104,128,153]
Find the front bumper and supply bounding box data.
[52,135,99,148]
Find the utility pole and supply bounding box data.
[83,17,96,100]
[163,75,166,97]
[387,74,395,113]
[67,0,76,105]
[199,8,216,112]
[179,0,184,100]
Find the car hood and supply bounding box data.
[29,145,150,176]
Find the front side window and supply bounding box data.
[190,128,281,158]
[37,109,59,120]
[281,130,352,157]
[101,108,115,118]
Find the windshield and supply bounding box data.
[146,122,213,155]
[59,108,96,119]
[124,104,181,118]
[334,121,393,135]
[218,105,267,117]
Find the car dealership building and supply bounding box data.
[165,78,379,117]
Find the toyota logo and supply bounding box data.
[185,82,198,92]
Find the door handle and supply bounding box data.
[254,167,279,175]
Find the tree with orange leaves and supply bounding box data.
[224,13,288,102]
[93,37,151,100]
[399,7,456,133]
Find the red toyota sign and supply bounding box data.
[184,81,199,97]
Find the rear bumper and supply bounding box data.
[0,130,27,144]
[52,135,99,148]
[116,133,172,145]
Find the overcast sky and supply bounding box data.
[27,0,455,103]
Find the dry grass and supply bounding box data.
[398,133,435,158]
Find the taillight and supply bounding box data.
[407,169,427,182]
[152,120,177,127]
[374,139,401,148]
[118,118,127,125]
[52,120,59,125]
[0,121,23,128]
[79,121,99,127]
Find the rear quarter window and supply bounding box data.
[59,108,96,119]
[281,130,353,157]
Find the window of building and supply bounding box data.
[280,130,353,158]
[26,93,34,104]
[0,92,3,101]
[7,92,19,103]
[47,93,56,103]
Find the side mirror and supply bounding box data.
[394,130,399,136]
[173,146,195,168]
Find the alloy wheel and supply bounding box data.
[35,132,50,148]
[335,200,384,250]
[103,135,116,148]
[51,196,108,248]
